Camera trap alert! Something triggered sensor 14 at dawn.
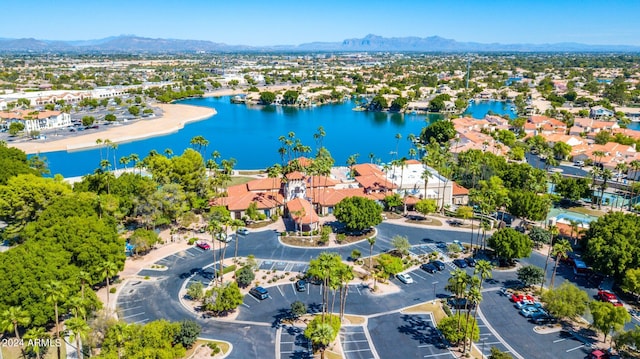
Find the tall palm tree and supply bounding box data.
[110,322,128,359]
[66,317,91,359]
[465,286,483,354]
[337,264,354,320]
[550,239,572,289]
[599,169,613,209]
[68,295,87,321]
[421,166,433,199]
[446,269,470,333]
[24,327,49,359]
[394,133,402,160]
[474,260,493,292]
[44,281,68,359]
[231,219,245,260]
[208,219,221,285]
[99,261,119,308]
[129,153,140,174]
[541,225,559,291]
[629,160,640,210]
[615,162,628,183]
[306,322,334,359]
[568,220,581,245]
[0,306,31,358]
[77,270,92,300]
[367,237,376,271]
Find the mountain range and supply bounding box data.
[1,34,639,53]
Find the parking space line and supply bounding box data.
[553,338,567,343]
[412,272,427,280]
[121,305,143,311]
[277,285,285,297]
[423,353,455,358]
[566,345,585,352]
[344,348,373,353]
[134,318,149,324]
[249,295,261,303]
[241,303,250,308]
[291,283,297,295]
[343,339,369,343]
[122,312,145,319]
[483,341,501,345]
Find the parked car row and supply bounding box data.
[509,292,557,324]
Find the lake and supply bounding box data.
[37,98,514,177]
[39,97,438,177]
[463,100,517,119]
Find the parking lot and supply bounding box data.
[279,325,312,359]
[368,313,455,359]
[480,289,595,359]
[340,326,376,359]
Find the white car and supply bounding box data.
[396,273,414,284]
[237,228,249,235]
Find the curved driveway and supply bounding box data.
[116,222,594,359]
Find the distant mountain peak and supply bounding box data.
[0,34,637,53]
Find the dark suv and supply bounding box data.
[249,286,269,300]
[295,280,307,292]
[430,260,446,271]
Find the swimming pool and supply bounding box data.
[547,207,599,227]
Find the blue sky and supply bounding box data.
[2,0,639,46]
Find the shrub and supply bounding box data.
[188,238,197,245]
[109,287,117,294]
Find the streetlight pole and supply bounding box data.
[432,281,439,298]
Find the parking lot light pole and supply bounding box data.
[432,281,438,297]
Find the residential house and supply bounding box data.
[0,109,71,132]
[590,106,614,119]
[452,182,470,205]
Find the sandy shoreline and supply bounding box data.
[9,103,216,154]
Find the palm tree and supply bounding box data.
[474,260,493,292]
[24,327,49,359]
[0,306,31,358]
[163,148,174,158]
[337,264,354,320]
[208,220,222,285]
[367,237,376,271]
[446,269,470,333]
[129,153,140,174]
[231,219,245,260]
[77,270,92,300]
[421,166,433,199]
[190,135,209,156]
[44,281,68,359]
[549,239,572,289]
[66,317,91,359]
[568,219,581,245]
[394,133,402,160]
[465,286,483,354]
[306,322,334,359]
[346,153,359,178]
[541,225,559,291]
[110,322,127,359]
[615,162,628,183]
[629,160,640,210]
[68,295,87,321]
[119,156,130,170]
[99,261,119,308]
[599,169,613,209]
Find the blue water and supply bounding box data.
[463,100,517,119]
[555,213,596,224]
[38,97,444,177]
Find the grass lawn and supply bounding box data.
[2,342,66,359]
[237,170,264,176]
[224,176,255,187]
[406,217,443,226]
[183,339,230,358]
[566,206,606,217]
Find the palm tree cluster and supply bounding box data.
[444,259,493,354]
[307,252,354,321]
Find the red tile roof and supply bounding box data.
[452,182,469,196]
[287,198,319,225]
[286,171,305,180]
[247,177,282,191]
[352,163,384,177]
[354,174,397,190]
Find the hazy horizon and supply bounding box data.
[1,0,639,47]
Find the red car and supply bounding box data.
[597,290,623,307]
[510,293,535,303]
[196,241,210,250]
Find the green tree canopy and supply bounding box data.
[540,281,589,320]
[420,120,456,144]
[415,199,437,217]
[583,212,640,280]
[259,91,276,105]
[235,266,255,288]
[0,144,38,185]
[368,95,388,111]
[282,90,299,105]
[376,253,404,277]
[590,301,631,344]
[507,191,551,221]
[334,196,382,231]
[554,177,592,202]
[487,228,533,264]
[516,265,545,287]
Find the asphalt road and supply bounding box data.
[116,222,630,359]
